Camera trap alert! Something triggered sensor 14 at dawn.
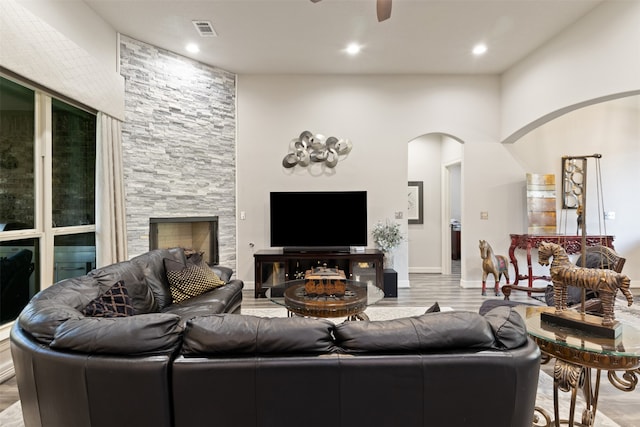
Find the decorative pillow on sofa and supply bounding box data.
[164,257,226,304]
[81,280,135,317]
[482,305,528,350]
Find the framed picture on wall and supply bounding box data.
[408,181,423,224]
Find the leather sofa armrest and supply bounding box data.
[210,266,233,282]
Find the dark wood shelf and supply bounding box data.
[253,249,384,298]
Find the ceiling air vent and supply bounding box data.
[192,20,217,37]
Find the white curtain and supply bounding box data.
[96,112,128,266]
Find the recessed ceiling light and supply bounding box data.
[186,43,200,54]
[472,43,488,56]
[345,43,361,56]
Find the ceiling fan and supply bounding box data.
[311,0,392,22]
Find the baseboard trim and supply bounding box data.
[0,363,14,383]
[0,338,14,383]
[408,267,441,274]
[459,279,483,289]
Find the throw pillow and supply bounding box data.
[425,301,440,313]
[81,281,135,317]
[165,257,226,304]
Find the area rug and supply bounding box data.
[0,400,23,427]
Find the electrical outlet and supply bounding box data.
[395,211,403,219]
[480,211,489,220]
[604,211,615,220]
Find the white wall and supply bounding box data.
[236,74,501,288]
[504,95,640,283]
[406,134,463,274]
[501,0,640,143]
[449,164,461,221]
[1,0,124,119]
[408,135,442,273]
[16,0,118,70]
[459,143,527,287]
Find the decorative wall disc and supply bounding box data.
[282,130,352,169]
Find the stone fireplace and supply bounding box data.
[149,217,219,265]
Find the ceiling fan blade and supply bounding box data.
[377,0,392,22]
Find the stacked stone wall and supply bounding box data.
[119,36,236,269]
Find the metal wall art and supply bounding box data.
[282,130,352,169]
[561,157,585,209]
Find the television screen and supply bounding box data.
[270,191,367,250]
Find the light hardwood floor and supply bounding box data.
[2,266,639,426]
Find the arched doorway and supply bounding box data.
[407,133,463,277]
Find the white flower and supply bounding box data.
[372,220,404,252]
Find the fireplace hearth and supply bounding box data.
[149,216,219,265]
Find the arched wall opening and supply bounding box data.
[503,93,640,284]
[502,91,640,145]
[407,133,463,278]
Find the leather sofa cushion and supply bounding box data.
[19,275,100,344]
[50,313,183,355]
[182,314,336,355]
[212,266,233,283]
[88,260,155,314]
[482,306,528,349]
[88,248,186,313]
[162,280,244,326]
[334,311,496,353]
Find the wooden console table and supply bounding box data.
[508,234,615,287]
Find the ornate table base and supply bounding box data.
[532,356,639,427]
[534,359,599,427]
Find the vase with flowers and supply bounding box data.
[372,220,404,269]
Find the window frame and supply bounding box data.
[0,73,97,334]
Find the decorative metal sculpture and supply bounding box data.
[562,157,584,209]
[537,241,633,327]
[282,130,352,169]
[479,240,510,296]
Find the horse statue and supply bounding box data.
[479,240,510,296]
[537,241,633,327]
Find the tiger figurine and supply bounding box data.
[537,241,633,327]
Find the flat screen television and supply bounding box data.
[270,191,367,252]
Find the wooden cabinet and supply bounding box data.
[253,249,384,298]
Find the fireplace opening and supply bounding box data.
[149,216,219,265]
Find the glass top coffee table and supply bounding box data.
[266,279,384,320]
[516,305,640,427]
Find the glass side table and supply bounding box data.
[516,306,640,427]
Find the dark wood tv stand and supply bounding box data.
[253,249,384,298]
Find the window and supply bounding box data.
[0,75,97,325]
[0,77,35,230]
[52,99,96,227]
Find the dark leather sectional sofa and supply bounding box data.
[10,248,541,427]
